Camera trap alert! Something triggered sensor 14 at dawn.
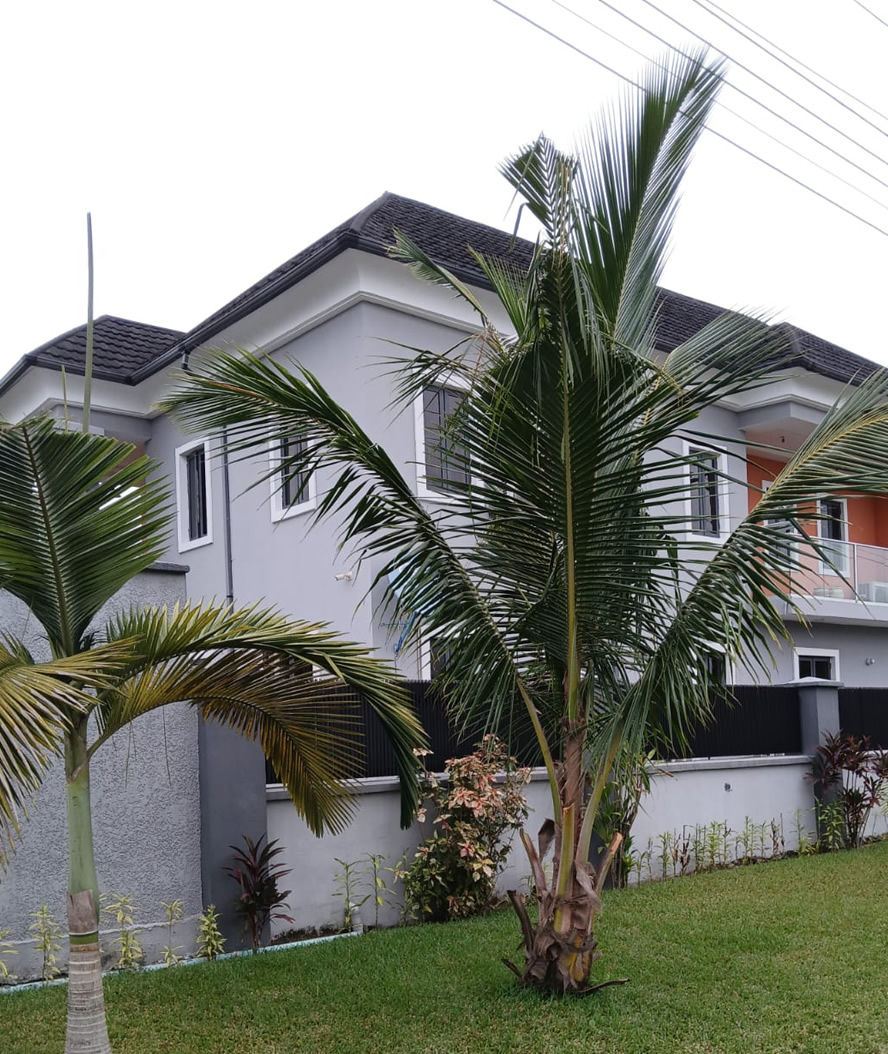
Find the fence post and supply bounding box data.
[795,678,843,755]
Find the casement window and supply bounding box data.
[270,435,315,522]
[818,498,849,576]
[705,651,727,687]
[416,383,469,497]
[175,439,212,551]
[419,634,455,680]
[794,648,840,681]
[688,448,724,537]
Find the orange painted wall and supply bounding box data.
[746,454,787,514]
[746,449,888,545]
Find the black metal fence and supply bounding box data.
[676,684,802,760]
[838,688,888,748]
[267,680,812,783]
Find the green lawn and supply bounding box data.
[6,843,888,1054]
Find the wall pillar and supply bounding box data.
[794,679,842,755]
[198,721,268,946]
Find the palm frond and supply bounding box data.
[0,419,170,655]
[95,602,427,832]
[0,640,126,864]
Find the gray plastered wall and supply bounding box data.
[0,565,200,980]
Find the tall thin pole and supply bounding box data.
[82,213,95,434]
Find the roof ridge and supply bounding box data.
[346,191,395,234]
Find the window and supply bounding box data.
[428,636,455,680]
[688,448,724,537]
[175,439,212,551]
[417,384,469,496]
[794,648,839,681]
[270,435,315,521]
[705,651,727,686]
[819,498,849,576]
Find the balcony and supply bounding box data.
[784,540,888,624]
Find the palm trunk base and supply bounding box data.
[66,890,111,1054]
[65,940,111,1054]
[505,890,629,995]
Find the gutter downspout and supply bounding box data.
[221,426,235,606]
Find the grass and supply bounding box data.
[6,843,888,1053]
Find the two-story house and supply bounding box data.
[2,192,886,958]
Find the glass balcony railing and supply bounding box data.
[790,540,888,605]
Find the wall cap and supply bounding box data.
[267,755,812,801]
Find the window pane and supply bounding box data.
[705,652,726,685]
[820,500,845,542]
[429,636,454,679]
[689,451,720,536]
[280,435,310,508]
[423,385,469,494]
[185,447,207,540]
[798,654,834,679]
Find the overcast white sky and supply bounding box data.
[3,0,888,374]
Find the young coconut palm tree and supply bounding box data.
[164,51,888,993]
[0,417,424,1053]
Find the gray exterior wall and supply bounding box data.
[0,565,201,981]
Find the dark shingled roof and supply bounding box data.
[5,316,184,389]
[7,194,880,392]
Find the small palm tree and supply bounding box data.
[164,51,888,993]
[0,418,424,1053]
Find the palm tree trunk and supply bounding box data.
[507,726,629,993]
[64,724,112,1054]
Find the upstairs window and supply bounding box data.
[818,498,849,575]
[420,384,469,496]
[271,435,315,521]
[688,448,723,537]
[176,439,212,551]
[795,649,839,681]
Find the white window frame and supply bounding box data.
[683,441,731,542]
[175,438,213,552]
[793,647,840,681]
[414,375,470,501]
[269,438,317,523]
[818,497,849,577]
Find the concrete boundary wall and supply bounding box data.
[266,753,837,936]
[0,565,201,981]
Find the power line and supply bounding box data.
[548,0,888,219]
[700,0,888,129]
[687,0,888,142]
[631,0,888,181]
[488,0,888,240]
[851,0,888,31]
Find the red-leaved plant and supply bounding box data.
[225,834,294,951]
[808,731,888,849]
[398,735,530,922]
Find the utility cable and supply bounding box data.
[700,0,888,129]
[548,0,888,218]
[851,0,888,31]
[547,0,888,218]
[489,0,888,240]
[632,0,888,174]
[600,0,888,194]
[686,0,888,141]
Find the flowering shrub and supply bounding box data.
[398,735,530,922]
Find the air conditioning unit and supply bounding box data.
[858,581,888,604]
